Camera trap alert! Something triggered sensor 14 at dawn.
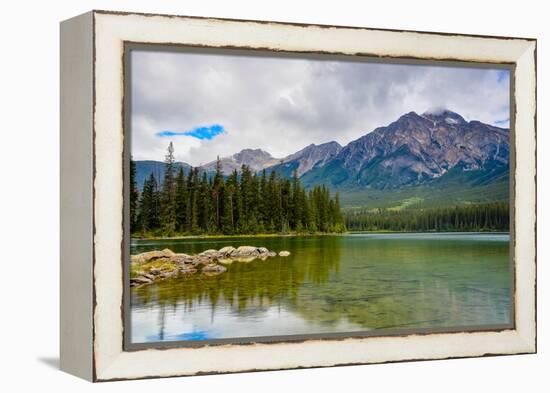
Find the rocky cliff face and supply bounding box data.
[281,141,342,176]
[302,109,509,189]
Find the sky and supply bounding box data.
[130,49,510,166]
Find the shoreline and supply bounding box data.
[131,230,510,241]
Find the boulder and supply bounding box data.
[257,247,269,254]
[218,246,236,256]
[161,248,176,257]
[201,249,218,254]
[196,256,213,265]
[233,246,260,257]
[150,268,161,275]
[132,276,152,284]
[279,251,291,257]
[131,249,175,264]
[170,254,192,264]
[179,266,198,275]
[161,270,178,278]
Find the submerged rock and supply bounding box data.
[202,263,227,273]
[202,263,227,276]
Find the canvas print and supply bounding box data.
[127,48,512,345]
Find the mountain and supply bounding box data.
[134,160,190,190]
[301,109,509,191]
[267,141,342,178]
[134,109,509,208]
[201,148,281,174]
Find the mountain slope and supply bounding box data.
[266,141,342,178]
[135,160,190,190]
[134,109,510,208]
[301,109,509,191]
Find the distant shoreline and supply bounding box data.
[131,230,509,241]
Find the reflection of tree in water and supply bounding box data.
[131,237,511,334]
[289,239,511,330]
[131,237,342,317]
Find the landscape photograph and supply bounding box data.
[127,48,512,344]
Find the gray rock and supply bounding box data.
[132,276,152,284]
[279,251,291,257]
[170,254,192,264]
[200,249,219,256]
[131,249,175,264]
[179,266,197,275]
[218,246,236,256]
[234,246,260,256]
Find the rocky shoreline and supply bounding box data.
[130,246,290,288]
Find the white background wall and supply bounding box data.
[0,0,546,391]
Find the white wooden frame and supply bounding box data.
[60,10,537,381]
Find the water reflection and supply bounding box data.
[130,234,512,343]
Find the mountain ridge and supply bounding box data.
[134,109,510,207]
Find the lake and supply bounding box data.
[129,233,512,344]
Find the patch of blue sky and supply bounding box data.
[496,69,510,83]
[145,330,211,342]
[157,124,225,140]
[172,331,211,341]
[494,118,510,127]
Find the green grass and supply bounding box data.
[130,258,178,279]
[339,177,509,211]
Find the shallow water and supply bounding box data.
[130,233,512,343]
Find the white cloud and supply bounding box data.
[131,50,510,165]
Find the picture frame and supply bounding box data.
[60,10,537,381]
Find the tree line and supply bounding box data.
[130,142,346,237]
[344,202,509,232]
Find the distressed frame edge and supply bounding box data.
[59,11,95,381]
[90,11,537,381]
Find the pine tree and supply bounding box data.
[212,156,224,231]
[137,173,160,233]
[160,142,177,235]
[175,167,188,233]
[197,172,211,232]
[129,158,139,233]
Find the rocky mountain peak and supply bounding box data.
[421,107,467,125]
[202,148,280,174]
[303,108,509,190]
[281,141,342,176]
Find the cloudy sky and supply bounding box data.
[130,49,510,166]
